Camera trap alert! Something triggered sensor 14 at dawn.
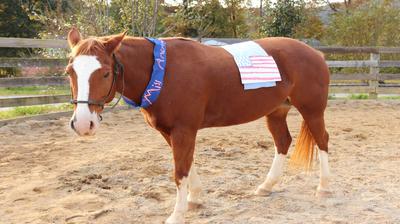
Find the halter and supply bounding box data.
[69,53,125,110]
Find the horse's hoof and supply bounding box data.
[188,201,203,210]
[316,189,333,198]
[254,187,272,196]
[165,213,184,224]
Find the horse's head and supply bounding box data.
[66,28,126,136]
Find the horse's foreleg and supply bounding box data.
[187,164,202,208]
[165,128,197,224]
[255,106,292,196]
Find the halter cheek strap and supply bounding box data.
[70,53,124,109]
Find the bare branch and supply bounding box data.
[324,0,338,12]
[156,25,176,37]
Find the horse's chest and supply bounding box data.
[141,111,156,128]
[141,110,168,133]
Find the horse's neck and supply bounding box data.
[115,38,154,104]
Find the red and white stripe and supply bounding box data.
[238,55,281,83]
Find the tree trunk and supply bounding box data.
[151,0,159,36]
[131,0,136,35]
[143,0,150,36]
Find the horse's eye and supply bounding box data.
[104,72,110,78]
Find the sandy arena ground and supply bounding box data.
[0,100,399,224]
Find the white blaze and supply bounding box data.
[72,55,101,102]
[71,55,101,134]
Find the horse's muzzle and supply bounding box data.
[70,113,100,136]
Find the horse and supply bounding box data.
[66,27,331,224]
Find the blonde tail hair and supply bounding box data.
[289,120,316,170]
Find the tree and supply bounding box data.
[259,0,306,37]
[32,0,77,39]
[225,0,248,38]
[163,0,228,38]
[0,0,42,46]
[164,0,248,38]
[0,0,43,76]
[323,1,400,74]
[323,0,400,46]
[323,0,365,12]
[292,1,325,40]
[109,0,162,37]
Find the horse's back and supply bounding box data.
[166,37,329,86]
[256,37,329,83]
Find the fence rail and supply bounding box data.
[0,37,399,109]
[0,37,68,49]
[0,95,70,108]
[0,58,67,67]
[0,76,68,87]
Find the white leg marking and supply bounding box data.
[71,55,101,134]
[255,148,286,195]
[317,150,330,192]
[166,177,188,224]
[187,165,202,205]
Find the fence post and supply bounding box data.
[369,53,380,99]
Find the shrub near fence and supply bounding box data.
[0,37,399,109]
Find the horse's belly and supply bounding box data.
[201,86,288,128]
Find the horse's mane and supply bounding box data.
[71,38,105,57]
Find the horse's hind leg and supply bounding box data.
[303,112,331,196]
[255,103,292,196]
[291,89,331,196]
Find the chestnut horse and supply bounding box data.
[66,28,330,224]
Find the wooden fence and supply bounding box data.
[0,37,399,108]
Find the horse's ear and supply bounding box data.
[68,27,81,49]
[104,31,127,55]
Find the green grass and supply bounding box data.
[349,94,369,99]
[329,93,400,100]
[379,95,400,100]
[0,104,73,120]
[0,86,70,96]
[328,94,337,100]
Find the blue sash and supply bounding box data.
[122,38,166,108]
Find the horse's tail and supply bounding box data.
[289,120,316,170]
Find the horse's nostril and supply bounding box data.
[90,121,94,130]
[70,120,75,130]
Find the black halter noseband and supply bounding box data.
[70,54,125,110]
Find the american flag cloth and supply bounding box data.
[221,41,281,90]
